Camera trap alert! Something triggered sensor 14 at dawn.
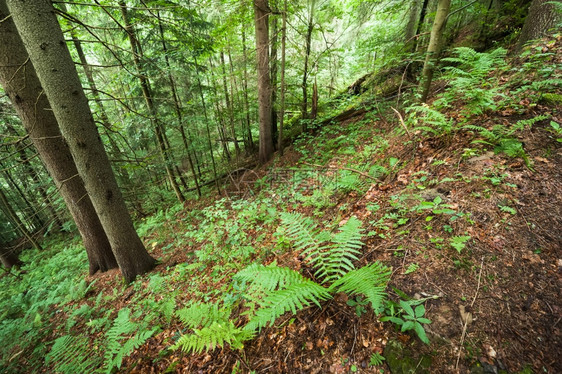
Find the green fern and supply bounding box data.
[45,334,101,374]
[173,320,253,353]
[329,262,391,314]
[103,308,157,373]
[176,302,231,330]
[243,274,331,331]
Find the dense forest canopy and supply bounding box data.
[0,0,561,372]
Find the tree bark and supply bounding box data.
[419,0,451,102]
[0,0,117,274]
[0,188,42,251]
[301,0,316,128]
[270,10,279,148]
[254,0,274,163]
[241,27,255,153]
[517,0,561,49]
[405,0,421,52]
[6,0,155,282]
[414,0,431,52]
[0,243,21,268]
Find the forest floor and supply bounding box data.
[2,38,561,374]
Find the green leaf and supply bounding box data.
[414,322,430,344]
[399,300,414,317]
[401,320,415,332]
[414,304,425,318]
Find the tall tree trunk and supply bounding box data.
[278,0,287,156]
[220,52,240,158]
[419,0,451,102]
[5,123,63,231]
[254,0,274,163]
[194,56,221,193]
[301,0,316,128]
[208,58,232,162]
[7,0,155,282]
[0,0,117,274]
[405,0,421,52]
[414,0,431,52]
[118,1,185,203]
[270,10,279,148]
[156,10,201,196]
[0,188,42,251]
[241,27,254,153]
[517,0,561,49]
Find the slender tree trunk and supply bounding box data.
[220,52,240,158]
[254,0,274,163]
[241,27,254,153]
[0,0,117,274]
[270,11,279,149]
[208,58,232,162]
[311,77,318,119]
[405,0,421,52]
[414,0,431,52]
[5,124,63,231]
[156,10,201,196]
[517,0,561,49]
[1,164,44,231]
[278,0,287,156]
[0,188,42,250]
[7,0,155,282]
[419,0,451,102]
[301,0,316,129]
[194,56,221,193]
[118,1,185,203]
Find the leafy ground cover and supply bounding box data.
[1,36,561,373]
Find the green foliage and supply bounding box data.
[406,104,453,135]
[436,47,507,117]
[45,334,101,374]
[173,318,252,354]
[369,352,386,366]
[381,300,432,344]
[450,235,472,253]
[103,308,158,373]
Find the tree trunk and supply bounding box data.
[220,52,240,158]
[7,0,155,282]
[118,1,185,203]
[278,0,287,156]
[405,0,421,52]
[517,0,561,49]
[5,123,63,231]
[254,0,274,164]
[414,0,431,52]
[270,11,279,149]
[0,243,21,268]
[301,0,316,128]
[241,27,254,153]
[419,0,451,102]
[0,188,42,251]
[0,0,118,274]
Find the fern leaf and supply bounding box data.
[329,262,391,314]
[245,280,331,332]
[234,263,306,293]
[172,321,253,354]
[45,334,100,374]
[175,302,230,329]
[315,217,363,283]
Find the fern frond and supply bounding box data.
[245,280,331,332]
[280,212,331,267]
[173,320,253,353]
[175,302,230,329]
[315,217,363,283]
[329,262,391,314]
[45,334,100,374]
[233,263,306,293]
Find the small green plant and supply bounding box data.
[404,263,419,275]
[369,352,386,366]
[347,296,369,317]
[499,205,517,215]
[450,235,471,253]
[548,121,562,142]
[381,300,432,344]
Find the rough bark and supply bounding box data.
[517,0,561,49]
[0,0,118,274]
[6,0,155,282]
[419,0,451,102]
[254,0,274,163]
